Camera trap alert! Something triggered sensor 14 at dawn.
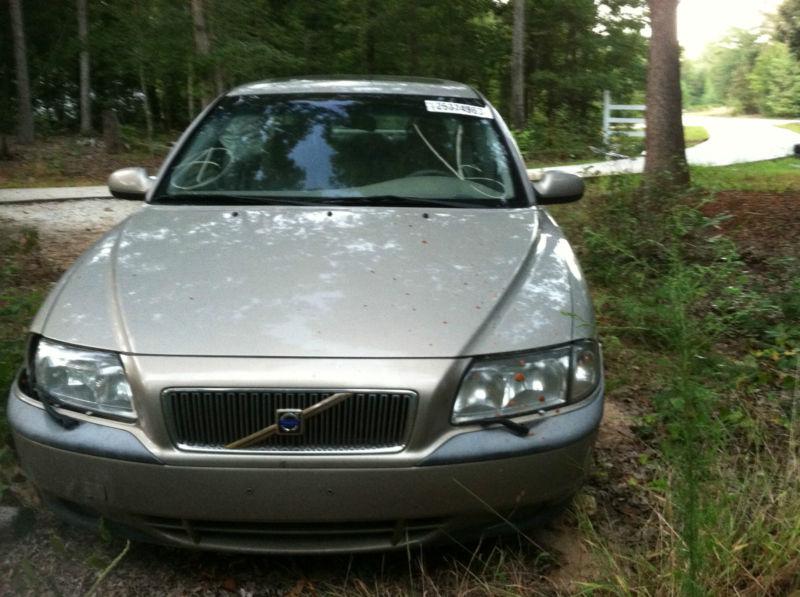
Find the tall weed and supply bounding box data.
[568,179,800,594]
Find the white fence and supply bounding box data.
[602,90,645,145]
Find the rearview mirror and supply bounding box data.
[532,170,584,205]
[108,167,152,200]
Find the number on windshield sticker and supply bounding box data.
[424,100,493,119]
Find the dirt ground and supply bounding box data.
[0,137,167,189]
[5,188,789,595]
[701,190,800,260]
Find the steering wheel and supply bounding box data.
[171,147,233,190]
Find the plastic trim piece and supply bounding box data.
[7,382,161,465]
[419,382,603,467]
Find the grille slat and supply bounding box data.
[165,389,413,452]
[143,515,443,549]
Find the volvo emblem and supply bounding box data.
[276,409,303,434]
[225,392,352,449]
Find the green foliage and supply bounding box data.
[692,158,800,192]
[554,159,800,594]
[683,125,709,147]
[0,0,648,162]
[750,42,800,116]
[683,24,800,117]
[683,29,762,113]
[0,227,66,434]
[515,0,648,160]
[0,226,53,503]
[681,59,708,108]
[776,0,800,59]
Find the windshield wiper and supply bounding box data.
[479,417,530,437]
[152,193,322,206]
[153,193,501,209]
[325,195,493,209]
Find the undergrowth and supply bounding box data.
[0,224,56,504]
[557,172,800,595]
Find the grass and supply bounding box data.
[0,224,58,502]
[582,157,800,193]
[779,122,800,134]
[683,125,709,147]
[551,158,800,594]
[692,157,800,192]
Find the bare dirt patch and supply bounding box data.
[701,191,800,261]
[535,394,645,593]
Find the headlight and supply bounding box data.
[452,340,601,425]
[33,339,135,420]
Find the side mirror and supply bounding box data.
[532,170,584,205]
[108,167,152,200]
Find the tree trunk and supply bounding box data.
[190,0,222,105]
[206,0,224,95]
[138,66,154,150]
[0,136,12,160]
[510,0,526,130]
[187,61,196,120]
[77,0,92,135]
[644,0,689,190]
[8,0,34,144]
[364,1,377,74]
[405,0,419,73]
[102,109,123,153]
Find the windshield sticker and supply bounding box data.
[424,100,493,119]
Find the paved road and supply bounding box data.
[683,115,800,165]
[528,114,800,179]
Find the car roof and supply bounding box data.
[226,75,481,100]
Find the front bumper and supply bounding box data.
[9,377,602,554]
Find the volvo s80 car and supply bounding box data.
[8,76,602,553]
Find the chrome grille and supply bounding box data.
[164,389,414,452]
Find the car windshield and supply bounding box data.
[154,94,522,207]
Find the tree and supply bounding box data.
[776,0,800,59]
[510,0,525,130]
[749,42,800,117]
[8,0,34,143]
[681,59,707,108]
[644,0,689,190]
[77,0,92,134]
[703,30,761,113]
[102,109,123,153]
[0,0,648,147]
[190,0,223,106]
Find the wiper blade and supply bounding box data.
[479,417,530,437]
[153,193,497,209]
[153,193,319,206]
[327,195,490,209]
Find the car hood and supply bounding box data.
[34,204,585,358]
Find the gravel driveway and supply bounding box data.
[0,199,141,270]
